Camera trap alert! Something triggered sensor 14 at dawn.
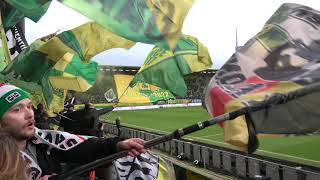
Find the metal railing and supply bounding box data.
[104,122,320,180]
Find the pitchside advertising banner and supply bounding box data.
[72,66,175,105]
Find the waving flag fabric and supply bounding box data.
[205,3,320,152]
[0,0,48,70]
[131,35,212,97]
[1,22,135,113]
[0,20,28,70]
[2,0,51,28]
[3,22,135,83]
[111,74,175,104]
[113,152,175,180]
[57,0,194,50]
[48,53,98,92]
[2,21,134,82]
[3,0,194,49]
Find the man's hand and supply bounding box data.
[116,138,146,157]
[40,174,57,180]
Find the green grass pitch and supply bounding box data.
[101,106,320,167]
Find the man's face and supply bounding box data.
[0,99,35,140]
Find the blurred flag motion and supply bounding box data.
[131,35,213,98]
[57,0,194,50]
[205,3,320,152]
[1,0,51,28]
[1,0,195,114]
[108,74,175,104]
[0,1,202,178]
[2,22,135,113]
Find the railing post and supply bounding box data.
[236,156,247,178]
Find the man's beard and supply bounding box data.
[0,125,33,141]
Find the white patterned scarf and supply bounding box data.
[23,127,93,180]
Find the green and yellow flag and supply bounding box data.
[3,21,135,83]
[49,53,98,92]
[57,0,194,49]
[113,74,175,104]
[3,0,194,50]
[72,67,175,105]
[131,35,212,97]
[0,2,29,71]
[2,22,135,112]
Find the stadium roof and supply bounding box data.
[98,65,217,75]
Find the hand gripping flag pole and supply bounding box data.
[52,82,320,180]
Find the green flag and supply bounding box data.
[0,72,54,115]
[48,53,98,92]
[1,22,135,111]
[113,74,175,104]
[131,35,212,97]
[2,0,52,28]
[57,0,194,49]
[2,21,135,83]
[0,2,29,71]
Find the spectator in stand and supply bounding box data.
[63,102,114,137]
[34,103,50,129]
[34,103,45,123]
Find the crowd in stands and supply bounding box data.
[185,75,211,100]
[69,72,213,104]
[72,92,110,104]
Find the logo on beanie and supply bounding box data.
[5,91,21,103]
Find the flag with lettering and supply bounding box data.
[57,0,194,50]
[110,74,175,104]
[0,20,28,71]
[113,152,175,180]
[205,3,320,152]
[131,35,212,97]
[75,69,175,105]
[0,0,50,70]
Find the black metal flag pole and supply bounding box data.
[53,112,76,122]
[53,82,320,180]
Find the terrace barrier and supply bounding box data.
[104,122,320,180]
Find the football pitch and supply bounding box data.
[101,106,320,167]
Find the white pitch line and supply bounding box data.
[186,136,229,146]
[257,150,320,164]
[197,133,223,138]
[103,121,320,164]
[103,121,170,134]
[191,137,320,164]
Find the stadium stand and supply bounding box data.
[185,71,215,100]
[69,65,216,104]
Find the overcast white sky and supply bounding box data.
[25,0,320,69]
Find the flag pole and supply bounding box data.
[0,10,11,66]
[52,82,320,180]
